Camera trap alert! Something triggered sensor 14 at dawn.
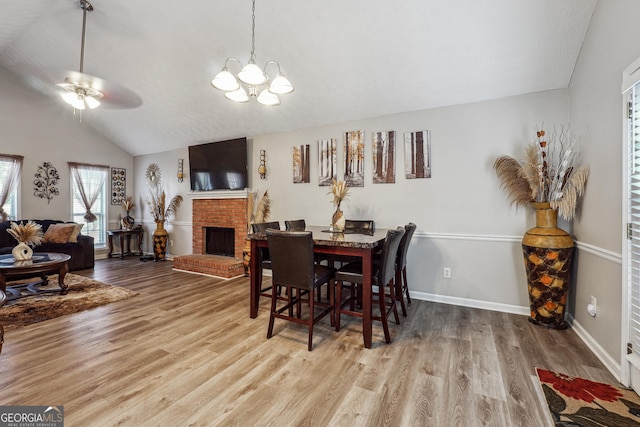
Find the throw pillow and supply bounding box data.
[43,223,77,244]
[68,223,84,243]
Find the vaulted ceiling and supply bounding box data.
[0,0,597,156]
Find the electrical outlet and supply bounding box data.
[591,295,596,310]
[443,267,451,279]
[170,240,174,247]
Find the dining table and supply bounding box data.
[249,225,388,349]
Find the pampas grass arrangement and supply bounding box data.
[328,179,349,209]
[494,125,589,220]
[247,189,271,232]
[7,220,44,246]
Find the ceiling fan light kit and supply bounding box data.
[211,0,294,106]
[56,0,104,111]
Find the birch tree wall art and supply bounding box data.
[372,131,396,183]
[343,130,364,187]
[404,130,431,179]
[293,144,310,183]
[318,138,337,186]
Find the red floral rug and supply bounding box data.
[537,368,640,426]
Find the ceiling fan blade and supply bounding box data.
[59,70,143,109]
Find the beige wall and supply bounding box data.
[568,0,640,376]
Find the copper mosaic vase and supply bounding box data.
[153,220,168,261]
[522,202,574,329]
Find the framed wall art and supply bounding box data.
[372,131,396,184]
[404,130,431,179]
[111,167,126,204]
[293,144,310,183]
[318,138,337,186]
[343,130,364,187]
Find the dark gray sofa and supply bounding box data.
[0,219,95,271]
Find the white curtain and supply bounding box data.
[0,155,23,221]
[69,162,108,223]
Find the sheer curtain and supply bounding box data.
[69,162,108,223]
[0,154,23,221]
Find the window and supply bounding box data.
[0,155,23,221]
[69,163,109,246]
[623,56,640,389]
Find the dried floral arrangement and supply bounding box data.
[145,164,182,222]
[122,195,135,212]
[7,221,44,246]
[494,125,590,220]
[147,191,182,222]
[328,179,349,209]
[247,189,271,232]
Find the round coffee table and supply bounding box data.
[0,253,72,354]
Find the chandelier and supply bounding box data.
[211,0,293,106]
[56,0,103,110]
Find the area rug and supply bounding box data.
[0,273,137,330]
[537,367,640,426]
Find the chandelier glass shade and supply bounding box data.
[211,0,293,106]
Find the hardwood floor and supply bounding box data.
[0,258,618,426]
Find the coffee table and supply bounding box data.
[0,252,71,354]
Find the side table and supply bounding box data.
[108,229,144,259]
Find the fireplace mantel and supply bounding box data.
[188,189,248,200]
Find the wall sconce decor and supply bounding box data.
[177,158,184,182]
[258,150,267,179]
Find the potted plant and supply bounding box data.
[494,125,589,329]
[7,220,44,261]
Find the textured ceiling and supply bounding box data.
[0,0,597,156]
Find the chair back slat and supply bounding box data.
[397,223,417,268]
[377,227,405,286]
[252,221,280,233]
[284,219,306,231]
[266,230,316,290]
[344,219,374,232]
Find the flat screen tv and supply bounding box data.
[188,137,248,191]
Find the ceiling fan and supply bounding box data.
[56,0,141,111]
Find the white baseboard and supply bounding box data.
[568,314,622,383]
[410,290,529,316]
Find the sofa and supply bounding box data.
[0,219,95,271]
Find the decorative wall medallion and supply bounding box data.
[33,162,60,204]
[111,167,126,204]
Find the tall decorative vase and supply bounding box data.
[332,206,345,232]
[153,220,168,261]
[522,202,575,329]
[12,242,33,261]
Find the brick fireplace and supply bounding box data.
[173,192,248,278]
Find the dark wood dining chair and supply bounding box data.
[251,221,280,299]
[335,227,405,345]
[266,229,336,351]
[344,219,375,233]
[284,219,306,231]
[395,223,417,316]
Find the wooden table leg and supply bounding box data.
[108,234,114,258]
[362,248,373,349]
[59,262,69,295]
[249,238,261,318]
[119,235,125,259]
[0,275,6,354]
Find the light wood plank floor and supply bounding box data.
[0,258,618,426]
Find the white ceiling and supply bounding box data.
[0,0,597,156]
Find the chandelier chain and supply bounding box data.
[250,0,256,63]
